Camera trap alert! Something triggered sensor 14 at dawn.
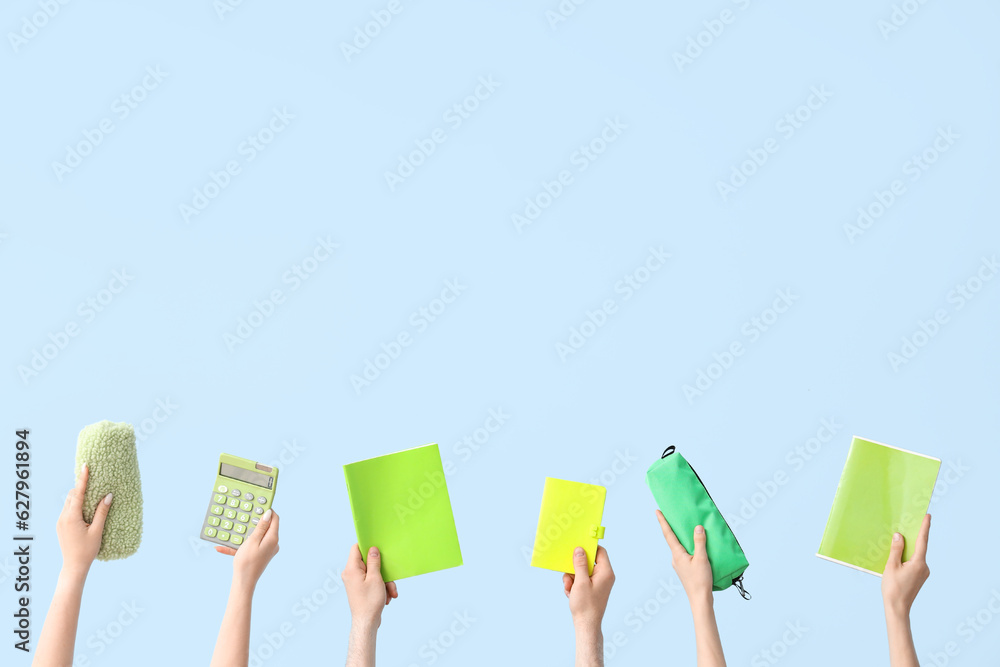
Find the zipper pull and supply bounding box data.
[733,576,751,600]
[661,446,676,459]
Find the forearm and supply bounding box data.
[573,622,604,667]
[346,620,378,667]
[885,607,918,667]
[210,577,255,667]
[33,567,87,667]
[690,593,726,667]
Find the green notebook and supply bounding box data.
[817,436,940,575]
[343,443,463,581]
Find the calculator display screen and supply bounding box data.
[219,463,273,489]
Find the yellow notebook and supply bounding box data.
[530,478,607,575]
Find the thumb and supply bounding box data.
[90,493,113,533]
[572,547,590,580]
[366,546,384,583]
[249,509,273,545]
[886,532,904,569]
[692,525,707,559]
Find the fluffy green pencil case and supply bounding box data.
[75,421,143,561]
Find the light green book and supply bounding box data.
[343,443,462,581]
[817,436,940,575]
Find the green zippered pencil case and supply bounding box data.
[646,446,750,598]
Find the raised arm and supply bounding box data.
[342,545,398,667]
[882,513,931,667]
[210,509,281,667]
[33,465,112,667]
[656,511,726,667]
[564,546,616,667]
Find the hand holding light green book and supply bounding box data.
[817,436,940,575]
[343,443,462,582]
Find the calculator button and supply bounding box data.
[251,517,259,525]
[225,509,237,519]
[257,496,267,504]
[217,485,228,493]
[222,520,233,530]
[211,505,224,515]
[228,498,240,508]
[234,523,246,534]
[243,492,254,500]
[241,502,253,512]
[209,516,221,526]
[217,531,230,542]
[238,513,250,523]
[214,494,226,504]
[231,535,243,545]
[254,506,264,515]
[231,488,242,496]
[204,527,217,537]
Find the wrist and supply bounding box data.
[58,563,90,585]
[573,616,602,636]
[688,590,714,612]
[884,600,912,622]
[351,616,381,635]
[232,572,259,595]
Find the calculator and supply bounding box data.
[200,454,278,549]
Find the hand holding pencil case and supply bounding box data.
[75,421,143,561]
[646,446,750,598]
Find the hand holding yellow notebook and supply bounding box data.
[530,478,607,575]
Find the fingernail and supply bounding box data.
[893,533,902,542]
[695,525,705,534]
[370,546,379,557]
[574,547,585,558]
[103,493,113,505]
[262,509,272,521]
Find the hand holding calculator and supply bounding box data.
[200,454,278,548]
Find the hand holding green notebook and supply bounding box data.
[817,436,940,575]
[343,444,463,581]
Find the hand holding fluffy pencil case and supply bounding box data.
[75,421,143,561]
[646,447,749,597]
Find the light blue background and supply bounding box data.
[3,0,998,665]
